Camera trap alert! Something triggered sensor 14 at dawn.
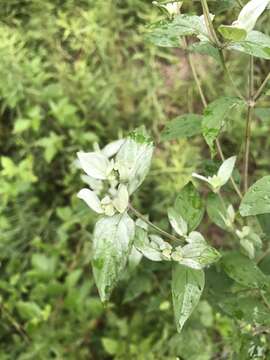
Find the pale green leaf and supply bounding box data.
[115,128,154,194]
[168,207,188,236]
[174,182,204,232]
[228,31,270,60]
[172,264,205,332]
[92,213,135,302]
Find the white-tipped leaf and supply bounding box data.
[168,207,188,236]
[102,139,125,158]
[77,151,110,180]
[112,184,129,213]
[217,156,236,186]
[77,188,103,214]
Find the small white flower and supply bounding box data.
[192,156,236,193]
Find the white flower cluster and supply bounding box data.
[77,139,129,217]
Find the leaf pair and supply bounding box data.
[161,97,244,157]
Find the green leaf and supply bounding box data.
[255,107,270,121]
[101,338,119,355]
[92,213,135,302]
[207,193,229,230]
[145,15,210,48]
[17,301,42,320]
[218,25,247,41]
[222,252,268,289]
[172,264,205,332]
[221,294,270,326]
[227,31,270,60]
[174,182,204,232]
[189,42,221,62]
[115,128,154,194]
[257,213,270,237]
[240,176,270,216]
[168,207,188,236]
[161,114,202,141]
[202,97,244,155]
[13,119,31,134]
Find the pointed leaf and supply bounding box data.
[168,207,188,236]
[172,264,205,332]
[217,156,236,186]
[77,188,103,214]
[115,128,154,194]
[77,151,110,180]
[222,252,268,289]
[202,97,244,155]
[174,182,204,232]
[145,15,210,48]
[240,176,270,216]
[228,31,270,59]
[92,213,135,302]
[161,114,202,141]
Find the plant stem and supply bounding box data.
[128,204,181,243]
[185,39,243,199]
[254,71,270,102]
[217,191,227,213]
[201,0,221,47]
[243,56,254,193]
[201,0,245,101]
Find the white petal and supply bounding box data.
[77,151,110,180]
[112,184,129,213]
[102,139,125,158]
[77,188,103,213]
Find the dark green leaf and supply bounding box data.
[240,176,270,216]
[174,182,204,232]
[202,96,244,155]
[172,264,205,332]
[161,114,202,141]
[222,252,268,289]
[92,213,135,302]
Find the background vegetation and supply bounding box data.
[0,0,270,359]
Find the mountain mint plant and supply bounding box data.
[77,0,270,334]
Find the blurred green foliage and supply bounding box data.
[1,0,270,359]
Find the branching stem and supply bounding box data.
[128,204,181,243]
[243,56,254,193]
[254,71,270,102]
[184,38,243,199]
